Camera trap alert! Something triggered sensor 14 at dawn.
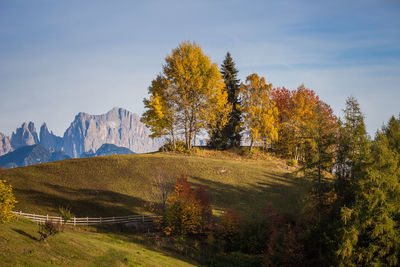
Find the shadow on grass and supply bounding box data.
[14,183,149,217]
[190,170,311,218]
[12,228,38,241]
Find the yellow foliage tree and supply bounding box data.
[141,75,178,147]
[142,41,231,149]
[0,179,17,224]
[238,73,278,152]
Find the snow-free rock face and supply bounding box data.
[0,133,12,156]
[63,107,163,157]
[40,123,64,152]
[10,122,39,150]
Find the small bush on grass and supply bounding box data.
[160,140,188,153]
[38,220,60,241]
[0,179,17,224]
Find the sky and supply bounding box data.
[0,0,399,137]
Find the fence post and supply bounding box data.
[19,211,22,216]
[74,217,76,226]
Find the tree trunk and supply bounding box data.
[249,137,254,153]
[185,111,189,149]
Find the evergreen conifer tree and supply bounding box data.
[209,52,241,149]
[337,119,400,266]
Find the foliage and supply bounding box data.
[271,85,335,162]
[142,41,231,149]
[141,75,177,147]
[0,179,17,224]
[58,205,74,224]
[38,220,60,241]
[335,115,400,266]
[335,96,370,205]
[163,176,211,236]
[160,139,187,153]
[194,185,212,231]
[263,203,305,266]
[209,52,242,149]
[238,73,278,153]
[216,208,242,251]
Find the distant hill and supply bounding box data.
[0,144,51,168]
[0,144,73,169]
[49,150,71,162]
[80,143,135,157]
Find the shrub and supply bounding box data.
[160,140,187,153]
[216,208,242,251]
[38,220,60,241]
[195,185,213,231]
[58,205,74,231]
[0,179,17,224]
[163,176,202,236]
[263,203,305,266]
[59,206,73,223]
[287,158,298,167]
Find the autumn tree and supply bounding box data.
[142,41,231,150]
[238,73,278,153]
[209,52,241,149]
[272,86,332,162]
[0,179,17,224]
[195,185,212,231]
[141,75,178,148]
[163,176,212,236]
[264,203,304,266]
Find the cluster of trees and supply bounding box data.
[143,42,400,265]
[141,41,337,158]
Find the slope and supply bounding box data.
[0,219,197,267]
[0,152,308,218]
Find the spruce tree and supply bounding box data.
[337,120,400,266]
[336,96,370,203]
[209,52,241,149]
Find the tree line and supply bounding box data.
[141,41,336,160]
[142,41,400,265]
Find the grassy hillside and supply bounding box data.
[0,151,308,218]
[0,218,197,267]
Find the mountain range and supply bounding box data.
[0,107,163,168]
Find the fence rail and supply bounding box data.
[12,211,159,226]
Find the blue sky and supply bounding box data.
[0,0,399,136]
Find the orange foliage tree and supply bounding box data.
[272,85,337,162]
[163,176,212,236]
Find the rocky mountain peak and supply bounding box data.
[40,123,63,152]
[10,122,39,150]
[63,107,163,157]
[0,133,12,156]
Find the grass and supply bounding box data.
[0,218,197,267]
[0,151,309,219]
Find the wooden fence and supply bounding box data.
[12,211,159,226]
